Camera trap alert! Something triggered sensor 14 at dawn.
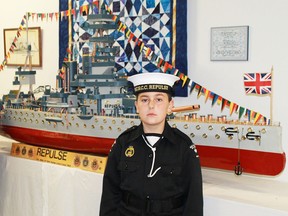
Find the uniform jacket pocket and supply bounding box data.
[161,165,182,176]
[118,160,139,172]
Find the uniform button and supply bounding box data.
[148,154,152,158]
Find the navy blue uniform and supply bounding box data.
[100,121,203,216]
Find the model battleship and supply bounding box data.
[0,10,286,176]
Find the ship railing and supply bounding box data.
[4,102,39,111]
[96,112,139,119]
[122,113,139,119]
[8,103,27,110]
[171,112,272,126]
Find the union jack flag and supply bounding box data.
[244,73,272,95]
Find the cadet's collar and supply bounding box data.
[126,122,178,145]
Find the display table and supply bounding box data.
[0,149,103,216]
[1,141,288,216]
[203,169,288,216]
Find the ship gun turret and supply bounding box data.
[168,105,200,120]
[171,104,200,113]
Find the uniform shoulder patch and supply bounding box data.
[189,144,199,158]
[110,140,117,152]
[172,128,199,157]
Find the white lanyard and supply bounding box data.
[142,135,162,178]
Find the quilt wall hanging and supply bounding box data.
[59,0,188,96]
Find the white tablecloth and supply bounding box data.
[0,152,103,216]
[1,141,288,216]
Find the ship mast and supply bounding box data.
[23,12,32,71]
[16,12,35,101]
[68,0,73,62]
[60,0,74,93]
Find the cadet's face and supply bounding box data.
[135,92,173,131]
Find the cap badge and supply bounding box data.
[125,146,135,157]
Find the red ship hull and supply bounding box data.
[0,125,285,176]
[197,146,286,176]
[0,125,114,155]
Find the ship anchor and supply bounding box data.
[225,127,243,175]
[246,131,261,144]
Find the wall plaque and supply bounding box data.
[210,26,249,61]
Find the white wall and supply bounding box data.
[175,0,288,182]
[0,0,59,96]
[1,1,288,182]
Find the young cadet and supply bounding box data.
[100,72,203,216]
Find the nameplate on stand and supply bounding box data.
[10,143,107,174]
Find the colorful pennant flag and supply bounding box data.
[238,107,245,120]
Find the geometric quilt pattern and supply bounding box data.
[71,0,172,75]
[61,0,187,96]
[105,0,172,75]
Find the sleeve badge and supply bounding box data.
[190,144,199,158]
